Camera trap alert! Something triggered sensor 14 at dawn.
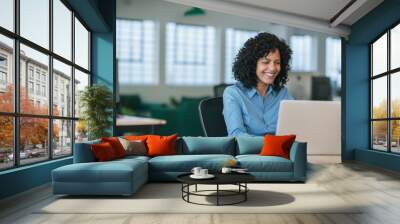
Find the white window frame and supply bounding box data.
[116,19,158,85]
[290,35,317,72]
[165,23,217,86]
[224,28,259,84]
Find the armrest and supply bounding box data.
[289,141,307,181]
[73,140,100,163]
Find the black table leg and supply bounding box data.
[245,183,247,201]
[217,184,219,206]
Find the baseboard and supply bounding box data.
[307,155,341,164]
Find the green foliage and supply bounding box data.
[79,84,113,140]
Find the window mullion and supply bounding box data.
[71,10,76,151]
[49,0,53,160]
[14,0,20,167]
[388,30,391,152]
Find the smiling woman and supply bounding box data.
[223,32,293,137]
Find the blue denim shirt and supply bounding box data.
[223,82,293,136]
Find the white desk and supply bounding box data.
[116,115,167,134]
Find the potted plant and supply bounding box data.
[79,84,113,140]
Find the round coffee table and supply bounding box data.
[177,173,255,206]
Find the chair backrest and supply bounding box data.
[213,84,232,97]
[198,97,228,137]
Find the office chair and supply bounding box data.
[213,83,232,97]
[198,97,228,137]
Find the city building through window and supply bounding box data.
[0,0,91,170]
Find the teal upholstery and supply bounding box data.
[52,137,307,196]
[235,155,293,172]
[236,136,264,155]
[73,139,100,163]
[149,154,234,172]
[290,142,307,181]
[181,137,235,155]
[52,157,148,195]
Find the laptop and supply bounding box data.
[276,100,341,163]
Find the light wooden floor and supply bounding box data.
[1,162,400,224]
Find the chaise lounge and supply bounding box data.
[52,136,307,196]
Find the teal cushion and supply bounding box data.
[236,155,293,172]
[148,154,235,172]
[52,159,147,183]
[236,136,264,155]
[181,137,235,155]
[73,139,101,163]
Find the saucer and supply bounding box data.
[190,174,215,179]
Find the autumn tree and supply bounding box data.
[372,99,400,143]
[0,84,60,152]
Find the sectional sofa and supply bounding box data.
[52,137,307,196]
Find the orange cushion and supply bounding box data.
[124,135,148,141]
[146,134,177,157]
[101,137,127,158]
[259,135,296,159]
[91,142,117,161]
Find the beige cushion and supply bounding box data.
[118,137,147,156]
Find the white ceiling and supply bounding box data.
[225,0,352,22]
[164,0,384,37]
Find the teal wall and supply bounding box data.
[344,0,400,171]
[91,0,116,135]
[0,158,72,199]
[0,0,116,200]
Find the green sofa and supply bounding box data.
[119,95,208,136]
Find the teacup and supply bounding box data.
[199,168,208,176]
[191,167,202,176]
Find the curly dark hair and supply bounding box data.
[232,32,292,91]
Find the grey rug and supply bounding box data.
[38,183,361,214]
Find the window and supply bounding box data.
[28,81,34,94]
[0,0,91,170]
[28,67,34,80]
[53,0,72,60]
[0,53,8,90]
[20,0,49,49]
[290,35,317,72]
[35,84,41,95]
[225,28,259,83]
[165,23,216,86]
[326,37,342,89]
[116,19,157,85]
[0,55,7,67]
[35,70,40,81]
[41,85,46,97]
[371,23,400,154]
[74,17,89,70]
[0,34,14,114]
[53,59,72,117]
[0,71,6,85]
[74,69,89,118]
[0,0,14,32]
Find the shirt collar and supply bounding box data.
[246,85,276,98]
